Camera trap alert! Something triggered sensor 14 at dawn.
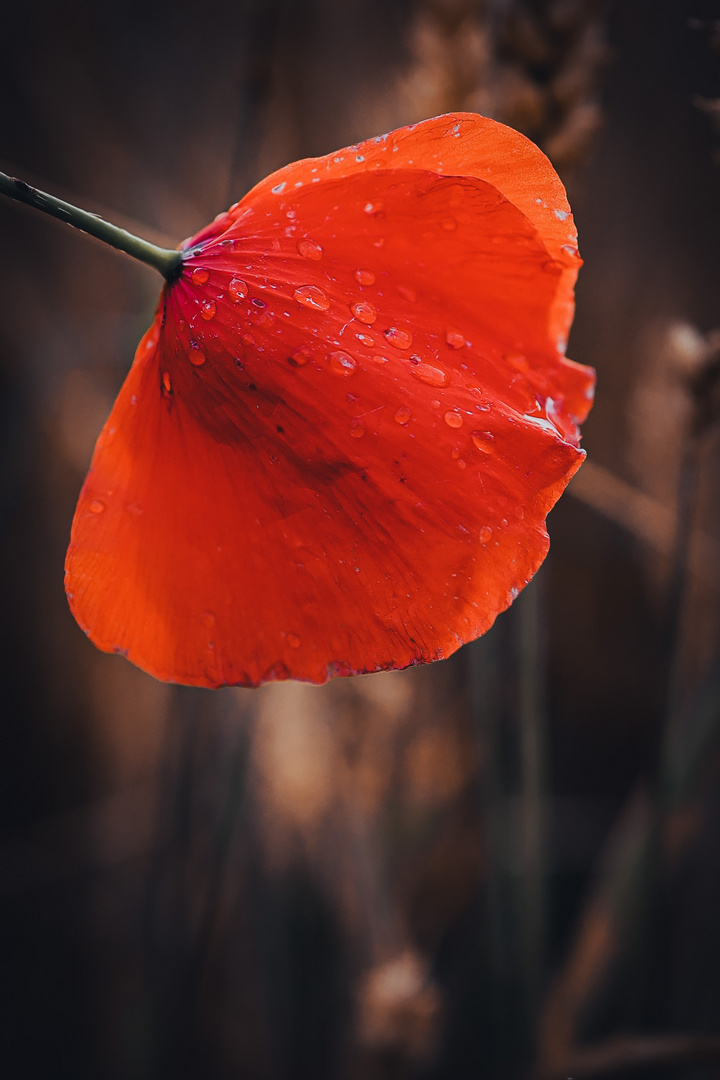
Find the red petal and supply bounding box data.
[66,113,594,687]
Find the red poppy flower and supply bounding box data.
[65,112,594,688]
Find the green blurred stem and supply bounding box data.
[0,170,182,280]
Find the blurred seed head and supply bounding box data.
[357,950,442,1062]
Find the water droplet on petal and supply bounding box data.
[351,300,377,324]
[191,267,210,285]
[515,506,525,520]
[441,217,457,231]
[286,631,301,648]
[505,351,528,371]
[394,406,411,425]
[200,299,216,321]
[228,277,248,301]
[162,371,172,393]
[252,298,266,309]
[189,343,206,366]
[356,334,374,347]
[451,447,461,460]
[384,327,412,349]
[202,611,216,628]
[294,285,330,311]
[397,285,417,302]
[329,350,357,376]
[479,526,493,544]
[263,660,290,681]
[431,399,441,409]
[89,499,105,514]
[297,238,323,260]
[289,347,312,367]
[411,363,450,388]
[372,355,389,364]
[364,201,385,216]
[354,268,375,286]
[471,430,495,453]
[349,418,366,438]
[446,329,465,349]
[444,410,463,429]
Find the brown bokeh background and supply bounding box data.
[1,1,720,1078]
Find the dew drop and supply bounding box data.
[162,371,172,393]
[329,350,357,376]
[431,399,441,409]
[356,333,374,347]
[297,238,323,260]
[191,267,210,285]
[202,611,216,629]
[515,506,525,520]
[394,406,411,425]
[411,363,450,388]
[445,329,465,349]
[444,410,463,429]
[189,343,206,366]
[349,418,366,438]
[288,347,311,367]
[228,277,248,301]
[457,459,466,469]
[372,354,389,364]
[263,660,290,682]
[397,285,417,302]
[384,326,412,349]
[364,200,385,216]
[479,526,493,544]
[351,300,377,324]
[89,499,105,514]
[471,430,495,452]
[294,285,330,311]
[441,217,457,231]
[451,447,460,460]
[200,299,216,321]
[286,631,301,649]
[252,297,267,309]
[354,268,375,286]
[505,351,529,371]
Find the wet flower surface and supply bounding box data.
[65,113,595,687]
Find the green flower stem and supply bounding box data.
[0,170,183,280]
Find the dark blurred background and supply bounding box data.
[1,1,720,1077]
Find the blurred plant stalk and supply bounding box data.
[538,328,720,1078]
